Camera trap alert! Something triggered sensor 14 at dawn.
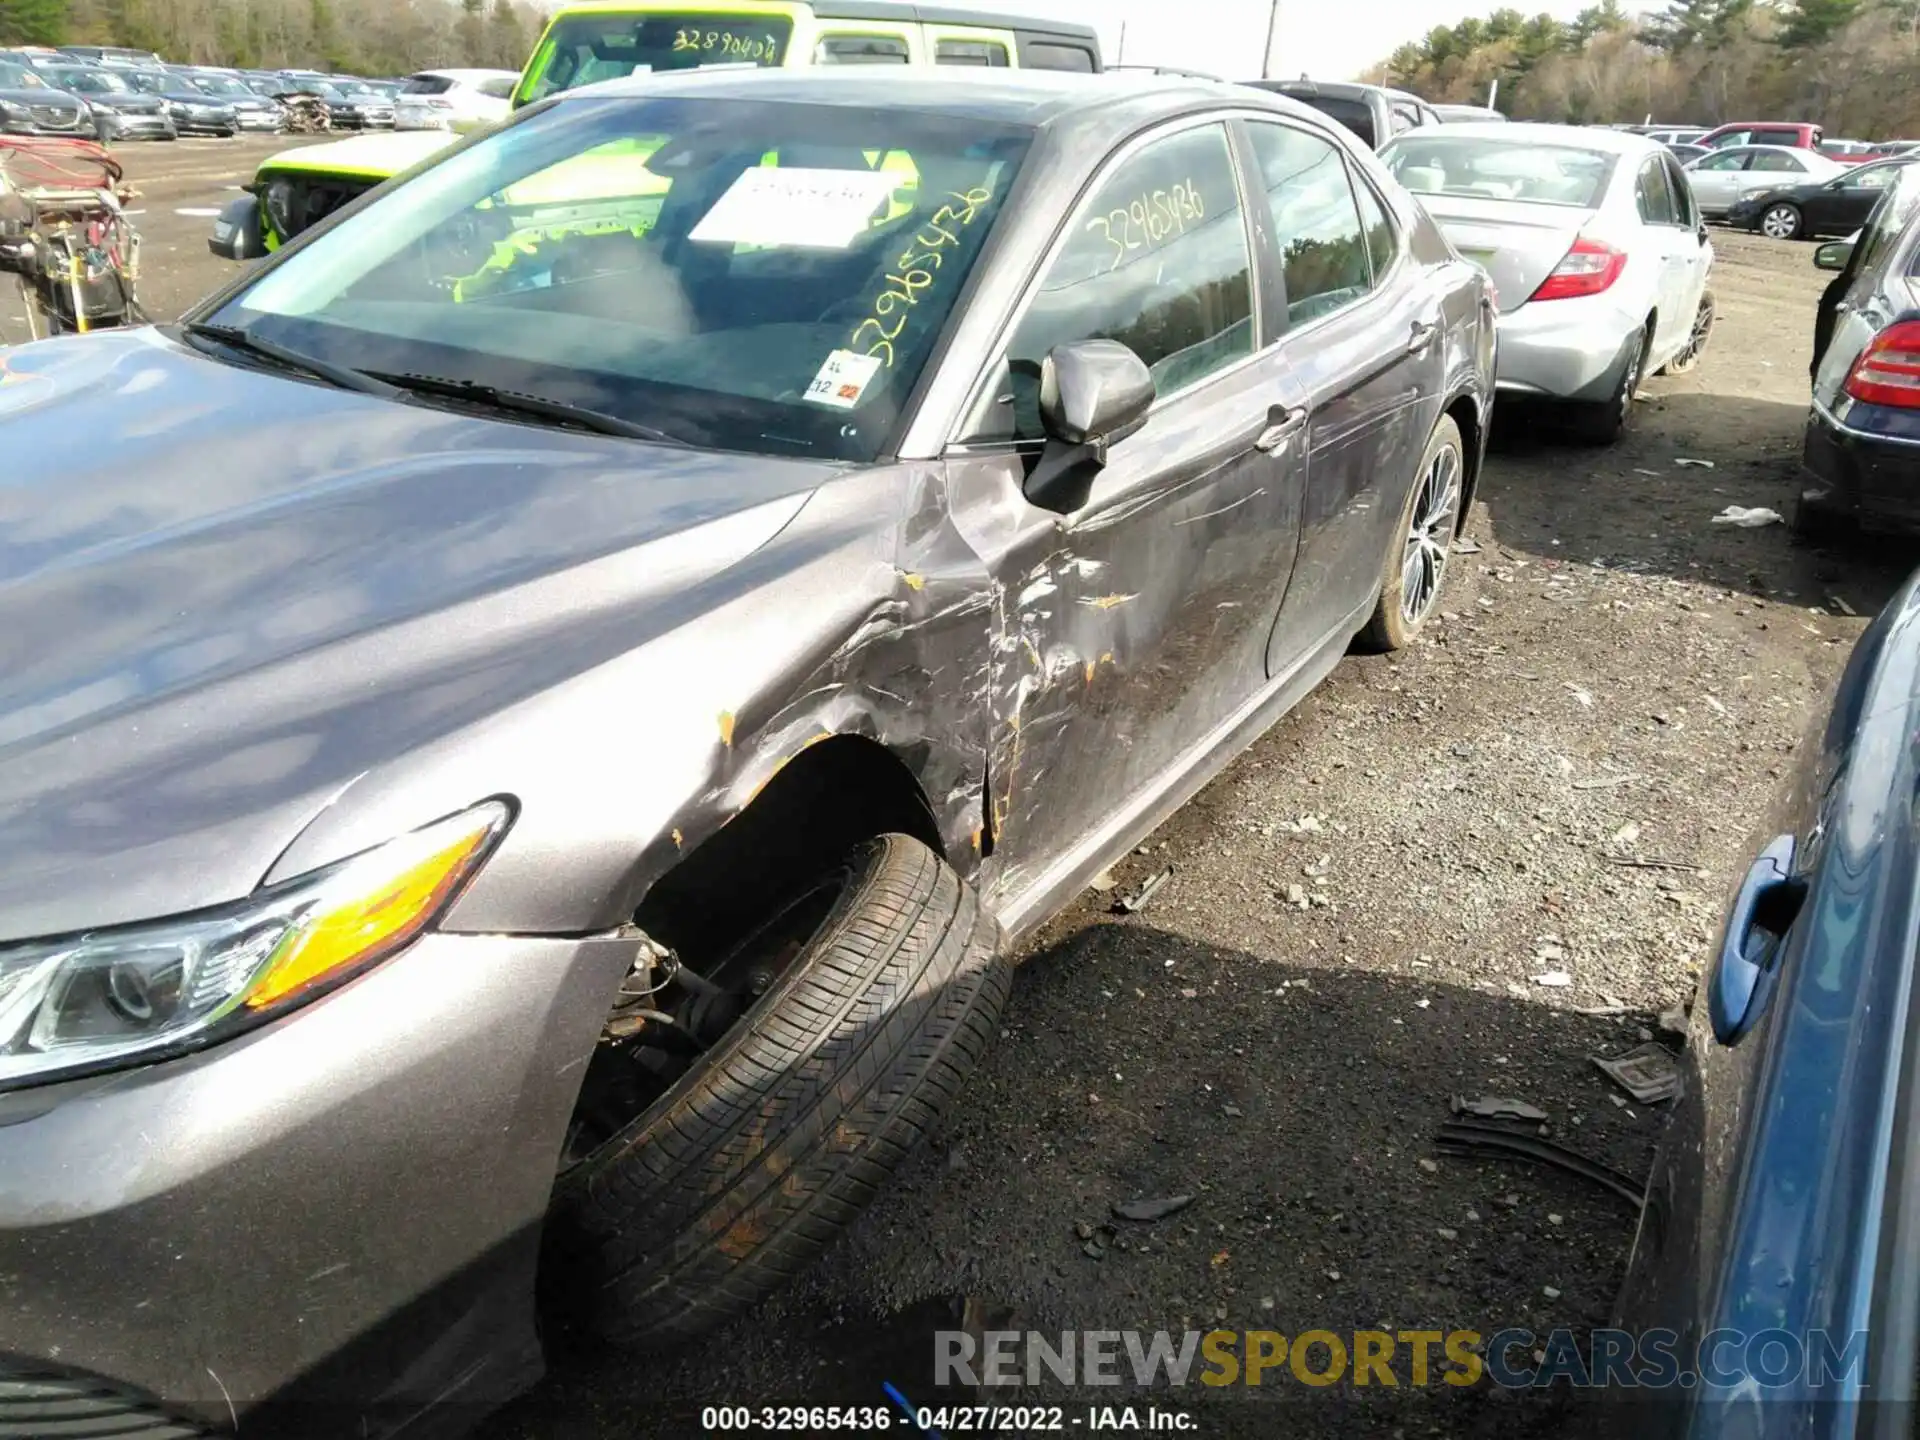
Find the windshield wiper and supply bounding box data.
[179,321,403,399]
[366,371,688,446]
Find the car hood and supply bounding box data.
[0,329,831,943]
[0,87,80,108]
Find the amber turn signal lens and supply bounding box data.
[245,805,507,1010]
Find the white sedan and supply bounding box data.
[1382,122,1714,443]
[1682,143,1844,218]
[392,68,519,132]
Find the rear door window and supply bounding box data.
[1019,38,1097,72]
[1246,121,1374,324]
[1693,150,1751,173]
[1636,159,1679,225]
[478,78,516,99]
[1754,128,1803,147]
[1751,150,1803,172]
[935,39,1009,66]
[402,75,452,95]
[816,34,910,64]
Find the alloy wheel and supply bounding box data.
[1399,443,1461,625]
[1762,205,1800,240]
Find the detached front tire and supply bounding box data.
[547,834,1009,1348]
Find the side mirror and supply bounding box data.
[207,193,264,261]
[1024,340,1155,514]
[1814,239,1853,272]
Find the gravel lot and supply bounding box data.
[53,146,1914,1437]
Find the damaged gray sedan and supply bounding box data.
[0,69,1493,1438]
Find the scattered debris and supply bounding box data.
[1115,867,1172,915]
[1566,684,1595,709]
[1436,1226,1459,1240]
[1533,970,1573,988]
[1433,1120,1645,1207]
[1605,855,1703,873]
[1591,1042,1683,1105]
[1451,538,1483,555]
[1547,1213,1563,1226]
[1222,1103,1243,1119]
[1572,773,1641,791]
[1543,1285,1563,1299]
[1611,821,1642,847]
[1088,869,1118,894]
[1674,457,1716,469]
[1112,1195,1195,1223]
[1710,505,1784,528]
[1452,1095,1548,1122]
[1658,1004,1689,1035]
[1828,594,1858,617]
[1418,1157,1439,1173]
[1633,468,1662,477]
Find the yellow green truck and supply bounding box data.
[209,0,1102,261]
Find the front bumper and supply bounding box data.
[168,112,237,135]
[1801,397,1920,531]
[0,929,638,1438]
[234,110,286,132]
[1492,294,1641,401]
[1725,199,1766,231]
[0,113,92,138]
[98,112,176,140]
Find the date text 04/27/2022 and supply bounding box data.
[699,1404,1197,1432]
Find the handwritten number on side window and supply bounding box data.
[1084,177,1205,273]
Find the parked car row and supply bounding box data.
[0,46,425,141]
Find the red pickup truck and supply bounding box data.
[1699,121,1824,152]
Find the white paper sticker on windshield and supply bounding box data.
[690,167,898,250]
[805,349,885,410]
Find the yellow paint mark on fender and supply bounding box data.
[672,828,684,850]
[1083,594,1137,611]
[900,571,926,591]
[718,711,736,747]
[1084,660,1096,685]
[971,825,984,852]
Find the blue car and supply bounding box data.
[1613,568,1920,1432]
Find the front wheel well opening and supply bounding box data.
[635,735,944,969]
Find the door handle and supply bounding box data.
[1255,406,1307,453]
[1407,320,1439,356]
[1707,834,1806,1046]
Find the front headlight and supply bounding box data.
[0,800,510,1091]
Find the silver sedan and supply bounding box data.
[1383,122,1715,443]
[1683,143,1844,218]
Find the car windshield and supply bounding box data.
[188,74,252,97]
[520,12,795,104]
[1381,135,1614,206]
[211,95,1031,463]
[48,66,127,93]
[0,61,39,88]
[124,69,172,93]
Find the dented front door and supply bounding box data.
[962,119,1310,905]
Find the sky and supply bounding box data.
[995,0,1652,83]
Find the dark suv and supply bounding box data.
[1241,78,1433,150]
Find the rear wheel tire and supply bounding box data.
[1360,414,1464,652]
[1569,323,1648,446]
[1761,204,1803,240]
[545,834,1010,1349]
[1659,291,1714,376]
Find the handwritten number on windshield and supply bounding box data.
[672,29,778,60]
[851,186,994,368]
[1085,179,1204,272]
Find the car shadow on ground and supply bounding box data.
[479,921,1671,1440]
[1477,392,1915,616]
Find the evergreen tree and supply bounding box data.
[0,0,68,45]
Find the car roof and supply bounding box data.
[564,66,1253,128]
[410,68,519,82]
[1392,119,1659,154]
[547,0,1098,43]
[1252,78,1386,102]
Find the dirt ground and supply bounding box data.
[463,232,1915,1438]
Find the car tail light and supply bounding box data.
[1529,236,1627,302]
[427,97,453,108]
[1844,321,1920,409]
